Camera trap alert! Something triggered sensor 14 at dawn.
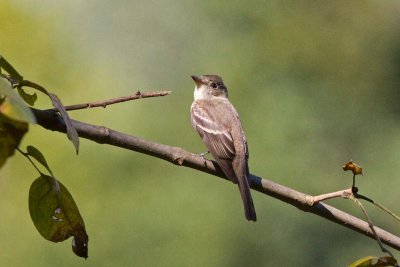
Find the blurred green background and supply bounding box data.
[1,0,400,266]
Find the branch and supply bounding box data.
[31,108,400,251]
[45,91,172,111]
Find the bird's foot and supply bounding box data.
[193,151,210,160]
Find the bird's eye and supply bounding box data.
[210,82,218,89]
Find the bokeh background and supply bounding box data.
[1,1,400,266]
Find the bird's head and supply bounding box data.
[191,74,228,100]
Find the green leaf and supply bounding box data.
[16,80,78,153]
[48,93,79,154]
[0,55,23,82]
[0,77,36,123]
[29,175,88,258]
[0,113,28,168]
[348,255,397,267]
[17,87,37,106]
[27,145,53,176]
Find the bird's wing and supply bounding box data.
[191,101,236,161]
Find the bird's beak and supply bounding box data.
[191,75,203,86]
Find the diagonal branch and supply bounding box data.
[46,90,172,111]
[31,108,400,251]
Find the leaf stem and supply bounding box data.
[16,147,44,176]
[17,80,49,96]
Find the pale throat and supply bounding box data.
[193,84,209,100]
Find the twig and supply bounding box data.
[45,91,172,111]
[304,185,399,262]
[310,187,399,262]
[31,108,400,251]
[350,196,396,259]
[356,193,400,223]
[306,188,353,205]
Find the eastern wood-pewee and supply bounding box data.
[190,74,257,221]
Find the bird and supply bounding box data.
[190,74,257,221]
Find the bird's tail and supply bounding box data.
[237,175,257,221]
